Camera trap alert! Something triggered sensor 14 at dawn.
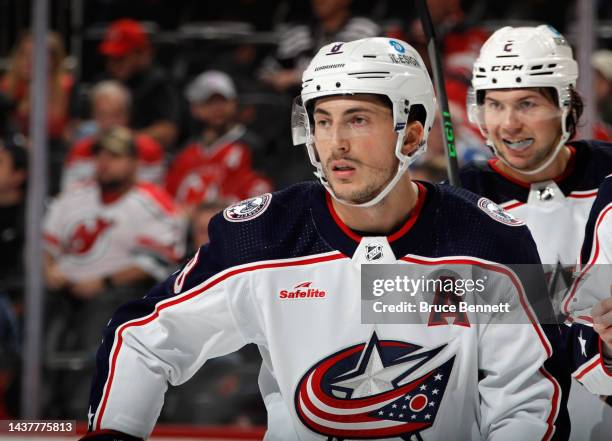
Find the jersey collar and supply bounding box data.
[311,182,430,258]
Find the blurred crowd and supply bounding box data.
[1,0,612,427]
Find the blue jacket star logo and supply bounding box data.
[294,332,455,440]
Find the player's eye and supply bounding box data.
[518,100,536,110]
[315,119,331,129]
[350,116,368,127]
[485,100,502,111]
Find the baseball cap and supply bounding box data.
[592,50,612,82]
[185,70,237,103]
[99,19,150,57]
[92,127,137,157]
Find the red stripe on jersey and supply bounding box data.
[500,201,524,210]
[400,256,552,356]
[400,255,558,441]
[561,205,612,315]
[575,338,612,380]
[388,183,427,242]
[136,183,178,216]
[94,252,346,430]
[539,367,560,441]
[325,183,427,243]
[567,191,598,199]
[43,232,61,247]
[135,236,180,263]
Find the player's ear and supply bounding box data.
[401,121,424,156]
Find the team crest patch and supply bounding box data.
[477,197,524,226]
[294,332,454,439]
[223,193,272,222]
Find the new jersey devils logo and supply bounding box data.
[64,218,114,255]
[295,333,454,440]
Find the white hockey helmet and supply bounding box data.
[467,25,579,175]
[292,37,436,207]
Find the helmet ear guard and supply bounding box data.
[294,37,436,207]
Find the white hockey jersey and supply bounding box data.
[460,140,612,434]
[85,182,561,441]
[43,182,185,282]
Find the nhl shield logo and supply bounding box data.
[477,197,525,227]
[365,243,384,261]
[223,193,272,222]
[536,186,555,201]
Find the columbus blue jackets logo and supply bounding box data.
[295,333,454,440]
[477,197,525,226]
[223,193,272,222]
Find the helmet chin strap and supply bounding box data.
[310,128,414,208]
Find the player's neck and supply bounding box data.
[331,176,419,235]
[496,145,572,184]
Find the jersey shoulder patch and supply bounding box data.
[477,197,525,226]
[223,193,272,222]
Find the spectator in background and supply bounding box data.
[98,19,179,148]
[43,127,184,300]
[62,81,164,190]
[592,50,612,140]
[42,128,183,419]
[166,71,272,211]
[0,31,73,143]
[1,31,74,195]
[259,0,380,94]
[0,135,27,299]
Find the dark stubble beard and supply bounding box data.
[97,177,133,194]
[325,157,397,205]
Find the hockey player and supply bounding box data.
[460,25,612,437]
[562,176,612,359]
[82,38,561,440]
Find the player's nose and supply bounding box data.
[330,126,350,153]
[500,108,522,132]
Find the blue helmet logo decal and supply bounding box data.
[389,40,405,53]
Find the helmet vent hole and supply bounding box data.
[548,63,557,68]
[335,82,341,88]
[316,85,321,91]
[516,77,522,83]
[478,67,486,73]
[492,78,498,84]
[531,65,543,70]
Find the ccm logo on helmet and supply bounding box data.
[491,65,524,71]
